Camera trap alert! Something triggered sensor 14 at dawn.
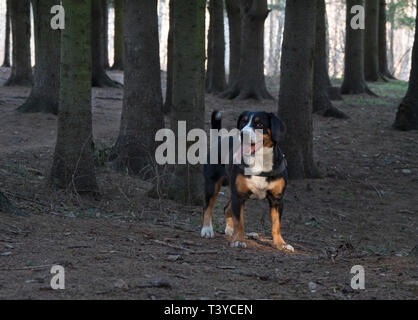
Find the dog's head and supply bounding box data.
[237,111,286,154]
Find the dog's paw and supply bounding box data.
[224,225,234,237]
[230,241,247,248]
[201,225,214,238]
[275,243,294,252]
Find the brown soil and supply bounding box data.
[0,68,417,300]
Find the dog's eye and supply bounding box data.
[255,123,263,128]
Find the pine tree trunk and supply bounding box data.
[378,0,395,79]
[313,0,347,119]
[164,0,174,114]
[206,0,226,93]
[111,0,164,178]
[102,0,109,69]
[364,0,380,81]
[51,0,98,194]
[18,0,60,115]
[341,0,373,94]
[2,0,11,68]
[278,0,319,179]
[222,0,272,100]
[112,0,124,70]
[225,0,241,85]
[393,2,418,130]
[5,0,32,86]
[161,0,206,205]
[91,0,120,87]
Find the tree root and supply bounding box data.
[17,97,58,115]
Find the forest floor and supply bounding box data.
[0,68,417,300]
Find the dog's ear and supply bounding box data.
[237,111,250,129]
[269,113,286,142]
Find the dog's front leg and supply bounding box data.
[230,195,246,248]
[268,197,294,252]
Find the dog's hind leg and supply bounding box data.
[224,201,234,237]
[201,176,224,238]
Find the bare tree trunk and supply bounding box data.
[102,0,109,69]
[393,1,418,130]
[222,0,272,100]
[378,0,396,79]
[163,0,174,114]
[18,0,60,115]
[111,0,164,178]
[225,0,241,85]
[206,0,226,93]
[112,0,124,70]
[2,0,11,68]
[278,0,320,179]
[51,0,98,194]
[5,0,32,86]
[364,0,380,81]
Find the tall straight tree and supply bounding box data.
[51,0,98,194]
[18,0,60,114]
[222,0,272,100]
[102,0,109,69]
[278,0,319,179]
[341,0,374,94]
[162,0,206,205]
[378,0,395,79]
[91,0,119,87]
[2,0,11,68]
[393,0,418,130]
[164,0,174,114]
[206,0,226,93]
[5,0,32,86]
[111,0,164,176]
[313,0,347,119]
[364,0,380,81]
[112,0,124,70]
[225,0,241,85]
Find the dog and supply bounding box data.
[201,110,294,252]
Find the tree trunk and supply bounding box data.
[206,0,226,93]
[102,0,109,69]
[111,0,164,178]
[313,0,347,119]
[393,1,418,130]
[278,0,320,179]
[161,0,206,205]
[2,0,11,67]
[91,0,120,87]
[222,0,272,100]
[364,0,380,81]
[18,0,60,115]
[225,0,241,85]
[51,0,98,194]
[164,0,174,114]
[388,0,395,73]
[378,0,395,79]
[341,0,374,95]
[112,0,124,70]
[5,0,32,86]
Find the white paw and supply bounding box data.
[230,241,247,248]
[284,244,294,252]
[201,225,214,238]
[224,225,234,237]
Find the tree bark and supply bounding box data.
[91,0,120,87]
[222,0,272,100]
[393,1,418,130]
[278,0,320,179]
[225,0,241,85]
[112,0,124,70]
[111,0,164,178]
[341,0,374,95]
[364,0,380,81]
[206,0,226,93]
[313,0,347,119]
[378,0,395,79]
[18,0,60,115]
[2,0,11,68]
[164,0,174,114]
[102,0,109,69]
[51,0,98,194]
[5,0,32,86]
[161,0,206,205]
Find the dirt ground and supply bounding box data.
[0,67,417,300]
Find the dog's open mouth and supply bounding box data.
[242,141,263,155]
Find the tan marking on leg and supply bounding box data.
[203,177,224,227]
[270,207,286,248]
[231,203,245,247]
[235,174,250,194]
[268,177,285,197]
[224,202,233,236]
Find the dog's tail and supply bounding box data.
[211,110,222,130]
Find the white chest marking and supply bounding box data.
[246,176,269,199]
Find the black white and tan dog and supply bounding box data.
[201,110,294,252]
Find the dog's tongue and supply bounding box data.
[242,144,253,156]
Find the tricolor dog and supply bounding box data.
[201,110,294,252]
